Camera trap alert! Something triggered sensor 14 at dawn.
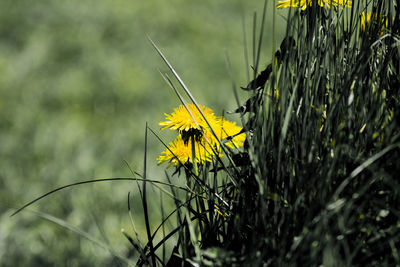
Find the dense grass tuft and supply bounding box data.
[142,0,400,265]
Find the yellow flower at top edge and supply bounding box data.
[277,0,352,10]
[157,134,216,168]
[361,11,389,34]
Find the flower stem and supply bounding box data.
[191,135,198,176]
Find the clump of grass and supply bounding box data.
[13,0,399,266]
[142,0,399,265]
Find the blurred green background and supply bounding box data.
[0,0,286,265]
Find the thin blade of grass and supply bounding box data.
[123,159,144,203]
[147,126,229,207]
[28,209,135,267]
[122,229,149,265]
[160,191,166,264]
[127,191,144,248]
[242,13,250,84]
[148,36,239,186]
[11,177,189,217]
[333,142,400,198]
[255,0,268,76]
[184,207,201,263]
[141,123,156,267]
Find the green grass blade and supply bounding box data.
[141,123,156,266]
[11,177,189,217]
[28,210,135,266]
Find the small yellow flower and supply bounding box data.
[157,135,216,168]
[361,12,371,32]
[361,11,389,34]
[277,0,351,10]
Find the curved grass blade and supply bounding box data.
[333,142,400,199]
[11,177,190,217]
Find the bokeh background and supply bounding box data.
[0,0,286,265]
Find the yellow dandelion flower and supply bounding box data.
[159,104,217,132]
[277,0,351,10]
[159,104,246,148]
[159,104,221,145]
[214,118,246,149]
[158,104,246,168]
[157,135,217,168]
[189,114,246,150]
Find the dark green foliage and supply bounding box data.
[142,0,400,266]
